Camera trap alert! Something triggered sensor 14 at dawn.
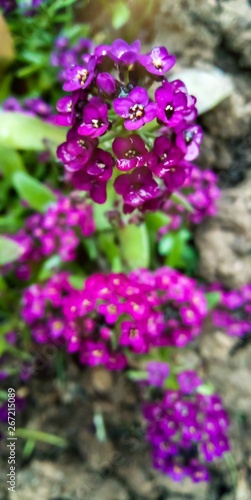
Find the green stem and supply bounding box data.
[15,428,68,447]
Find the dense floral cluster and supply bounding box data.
[51,36,93,81]
[56,39,203,210]
[0,0,44,14]
[5,193,95,280]
[2,96,56,125]
[160,167,220,231]
[21,267,208,369]
[212,285,251,337]
[143,370,230,482]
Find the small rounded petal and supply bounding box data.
[112,134,147,171]
[138,46,176,75]
[96,72,116,95]
[109,39,141,65]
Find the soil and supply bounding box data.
[1,1,251,499]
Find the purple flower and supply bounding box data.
[120,320,147,353]
[78,97,109,138]
[138,46,176,75]
[2,97,22,111]
[114,166,160,207]
[147,361,170,388]
[112,134,148,171]
[109,39,141,66]
[147,135,189,188]
[0,0,17,14]
[113,87,157,130]
[155,81,192,127]
[24,98,52,118]
[177,370,202,394]
[86,148,114,181]
[63,57,96,91]
[94,44,110,62]
[70,169,107,204]
[175,123,203,161]
[80,341,109,367]
[148,136,184,177]
[57,130,97,172]
[96,72,116,95]
[98,297,124,324]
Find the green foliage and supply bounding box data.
[12,172,56,212]
[0,113,66,151]
[205,291,221,310]
[0,236,24,265]
[118,223,150,270]
[112,2,130,29]
[158,229,198,271]
[0,145,26,180]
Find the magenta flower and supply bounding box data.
[57,131,97,172]
[114,166,160,207]
[113,87,157,130]
[98,297,124,324]
[175,123,203,161]
[120,321,147,353]
[109,39,141,65]
[80,342,109,367]
[96,72,116,95]
[63,56,96,91]
[148,136,186,188]
[138,46,176,75]
[148,136,183,174]
[147,361,170,388]
[71,169,107,204]
[85,148,114,181]
[177,370,202,394]
[155,81,191,127]
[112,134,147,171]
[78,97,109,138]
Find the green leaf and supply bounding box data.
[38,255,61,281]
[98,232,122,272]
[145,211,171,232]
[0,236,24,265]
[163,229,191,268]
[0,145,26,180]
[164,374,179,390]
[15,428,67,447]
[170,191,194,212]
[158,234,174,256]
[127,369,148,381]
[118,223,150,270]
[0,112,66,151]
[12,172,56,212]
[112,2,130,29]
[196,382,215,396]
[205,291,221,310]
[69,274,85,290]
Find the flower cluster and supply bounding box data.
[0,0,16,13]
[5,193,95,280]
[51,36,93,81]
[2,96,56,125]
[159,167,220,232]
[56,39,203,211]
[21,267,208,370]
[143,370,230,482]
[212,285,251,337]
[0,0,44,15]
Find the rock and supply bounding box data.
[195,174,251,288]
[91,367,113,393]
[91,479,129,500]
[117,463,155,498]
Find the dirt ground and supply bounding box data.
[1,1,251,499]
